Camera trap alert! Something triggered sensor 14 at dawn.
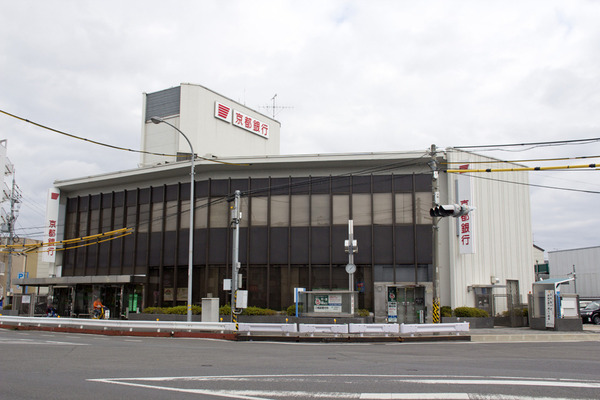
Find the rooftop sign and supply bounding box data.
[215,101,269,139]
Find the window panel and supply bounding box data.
[251,196,268,226]
[209,199,229,228]
[291,195,309,227]
[138,203,150,233]
[151,203,163,232]
[165,200,178,231]
[311,194,330,226]
[126,206,137,230]
[332,195,349,225]
[373,193,392,225]
[240,197,249,228]
[395,193,413,224]
[89,209,100,235]
[195,198,209,229]
[270,195,289,227]
[352,194,371,226]
[180,199,190,230]
[415,192,433,225]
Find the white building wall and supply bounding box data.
[548,247,600,298]
[444,149,535,311]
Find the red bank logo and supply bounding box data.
[215,102,232,122]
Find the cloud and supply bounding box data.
[0,0,599,252]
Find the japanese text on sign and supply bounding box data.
[42,189,60,263]
[214,101,270,139]
[457,164,474,254]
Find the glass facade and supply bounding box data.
[62,174,433,311]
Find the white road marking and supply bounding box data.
[0,338,88,346]
[88,374,600,399]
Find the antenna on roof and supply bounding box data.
[261,94,293,119]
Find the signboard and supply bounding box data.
[164,288,174,301]
[214,101,270,139]
[545,290,555,328]
[456,165,474,254]
[42,188,60,263]
[314,294,342,313]
[17,272,28,290]
[388,301,398,323]
[223,279,232,291]
[176,287,188,302]
[236,290,248,309]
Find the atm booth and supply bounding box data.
[373,282,433,323]
[529,278,582,331]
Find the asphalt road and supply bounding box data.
[1,329,599,400]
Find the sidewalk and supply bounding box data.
[469,325,600,343]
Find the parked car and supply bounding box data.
[580,301,600,325]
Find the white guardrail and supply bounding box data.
[0,316,469,337]
[0,316,235,333]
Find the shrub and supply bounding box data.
[142,305,202,315]
[142,307,166,314]
[286,304,303,316]
[501,308,529,318]
[2,304,12,310]
[219,304,231,316]
[242,306,278,316]
[356,309,370,317]
[440,306,453,318]
[454,307,489,318]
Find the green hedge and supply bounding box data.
[454,306,489,318]
[142,304,277,316]
[286,305,302,316]
[142,305,202,315]
[440,306,453,318]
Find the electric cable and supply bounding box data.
[0,109,249,166]
[453,137,600,151]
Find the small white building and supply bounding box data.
[548,246,600,300]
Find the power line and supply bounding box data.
[453,137,600,151]
[456,172,600,195]
[0,109,248,166]
[443,154,600,165]
[446,163,599,173]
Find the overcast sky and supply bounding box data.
[1,1,599,255]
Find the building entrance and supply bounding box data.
[387,285,426,323]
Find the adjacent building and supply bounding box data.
[548,246,600,301]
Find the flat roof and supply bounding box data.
[53,150,433,192]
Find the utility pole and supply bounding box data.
[2,166,20,307]
[230,190,241,326]
[345,220,357,291]
[429,144,440,323]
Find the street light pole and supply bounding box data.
[150,116,195,322]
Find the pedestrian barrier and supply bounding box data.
[400,322,469,336]
[348,323,400,336]
[0,316,235,333]
[237,322,297,336]
[1,316,470,339]
[299,323,349,336]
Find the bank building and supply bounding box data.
[16,83,534,323]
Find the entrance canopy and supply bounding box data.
[12,275,147,287]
